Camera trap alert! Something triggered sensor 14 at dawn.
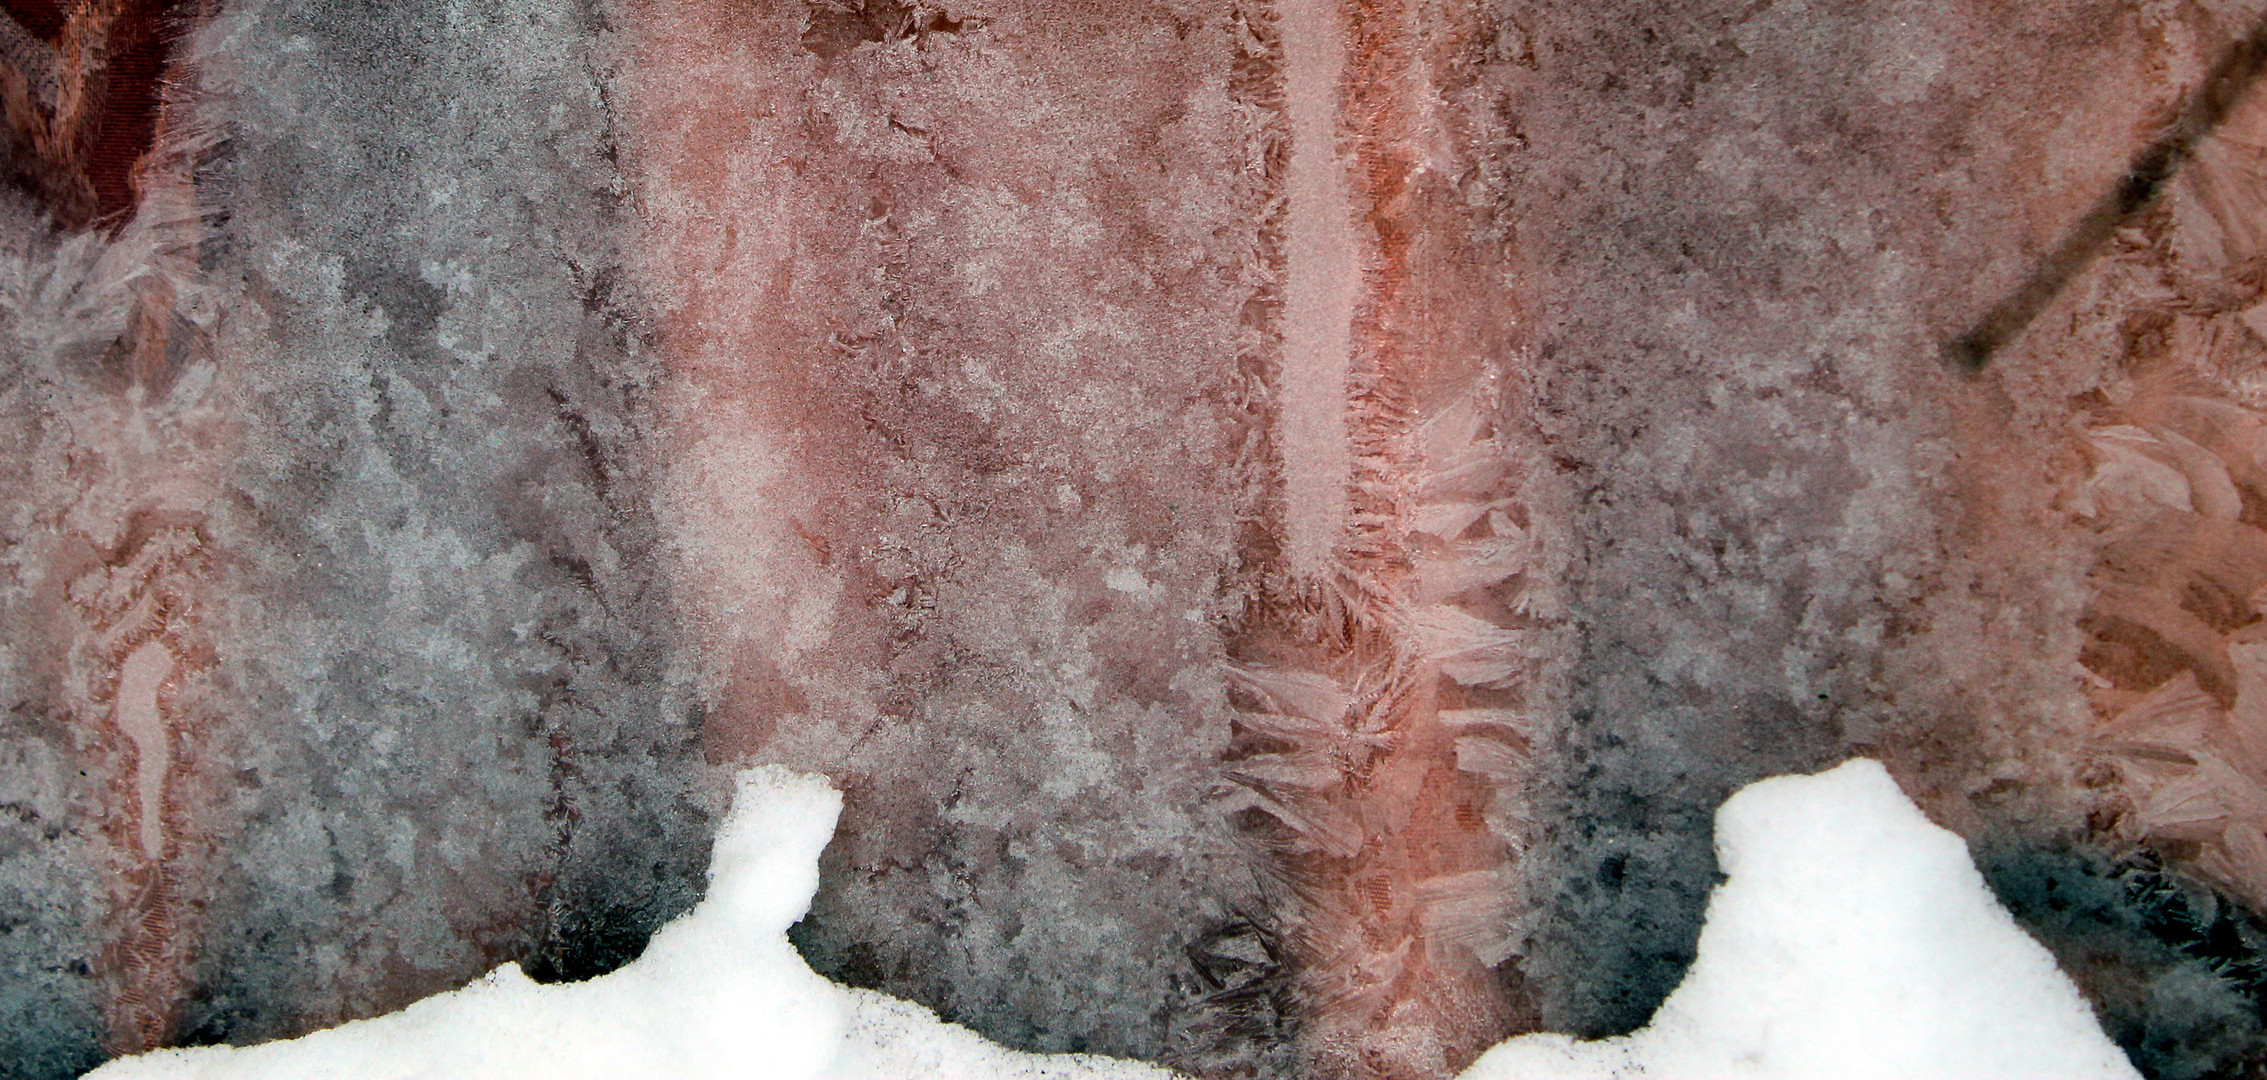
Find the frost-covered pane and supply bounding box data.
[7,0,2267,1077]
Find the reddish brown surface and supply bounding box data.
[1,0,68,41]
[84,3,177,222]
[0,0,191,227]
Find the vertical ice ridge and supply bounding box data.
[0,46,226,1060]
[1276,0,1358,578]
[114,641,171,863]
[1221,2,1555,1075]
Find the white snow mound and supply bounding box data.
[85,765,1174,1080]
[89,759,2141,1080]
[1462,758,2140,1080]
